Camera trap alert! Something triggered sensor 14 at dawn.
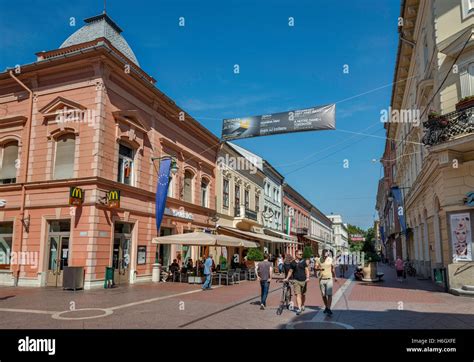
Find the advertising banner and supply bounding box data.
[449,213,472,262]
[155,158,172,233]
[221,104,336,141]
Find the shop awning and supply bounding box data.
[302,235,321,243]
[152,231,258,248]
[263,228,298,242]
[218,226,299,244]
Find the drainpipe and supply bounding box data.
[8,70,33,286]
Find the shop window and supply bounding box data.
[0,222,13,269]
[54,134,76,180]
[201,179,209,207]
[0,141,18,184]
[223,178,229,208]
[117,143,134,185]
[183,170,194,203]
[159,228,172,269]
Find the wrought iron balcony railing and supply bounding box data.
[422,105,474,146]
[245,208,258,221]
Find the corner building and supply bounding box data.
[0,13,219,288]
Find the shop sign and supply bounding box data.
[107,190,121,208]
[164,207,193,220]
[0,199,6,208]
[69,187,84,206]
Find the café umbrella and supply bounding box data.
[152,231,258,276]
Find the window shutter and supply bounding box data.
[0,142,18,180]
[54,135,75,179]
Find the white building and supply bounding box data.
[310,207,334,256]
[326,214,349,253]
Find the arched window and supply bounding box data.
[183,170,194,203]
[0,141,19,184]
[201,178,209,207]
[117,143,134,185]
[54,134,75,179]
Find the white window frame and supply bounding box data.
[53,134,76,180]
[201,179,209,208]
[117,143,135,186]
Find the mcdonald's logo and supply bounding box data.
[69,187,84,206]
[107,190,120,208]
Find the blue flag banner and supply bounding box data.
[155,158,172,233]
[391,186,407,236]
[380,225,385,244]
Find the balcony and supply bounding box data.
[422,105,474,147]
[233,205,260,227]
[296,227,308,235]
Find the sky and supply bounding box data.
[0,0,399,230]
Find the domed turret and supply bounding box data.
[60,13,139,66]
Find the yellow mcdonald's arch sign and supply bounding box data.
[107,190,121,208]
[69,187,84,206]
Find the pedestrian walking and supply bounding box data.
[277,254,284,274]
[315,249,337,316]
[283,254,294,278]
[283,249,309,316]
[202,254,213,290]
[256,253,273,310]
[395,256,404,282]
[310,255,316,276]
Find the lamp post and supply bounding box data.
[150,156,179,282]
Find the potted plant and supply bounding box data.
[455,95,474,112]
[427,111,449,127]
[362,252,381,280]
[246,247,264,268]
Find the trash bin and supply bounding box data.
[63,266,84,291]
[104,267,115,288]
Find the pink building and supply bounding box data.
[0,13,219,288]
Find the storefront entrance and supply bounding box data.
[113,222,133,285]
[46,220,71,287]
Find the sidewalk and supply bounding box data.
[328,263,474,329]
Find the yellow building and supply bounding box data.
[388,0,474,294]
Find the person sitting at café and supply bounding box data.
[186,258,194,273]
[169,259,180,280]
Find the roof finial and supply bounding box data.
[103,0,106,14]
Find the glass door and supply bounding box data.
[113,223,132,285]
[46,235,70,287]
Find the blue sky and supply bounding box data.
[0,0,399,230]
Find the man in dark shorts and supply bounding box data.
[284,249,309,315]
[256,253,273,310]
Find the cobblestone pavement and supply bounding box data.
[0,264,472,329]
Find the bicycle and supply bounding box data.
[405,263,416,277]
[276,280,292,315]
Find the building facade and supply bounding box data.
[378,0,474,293]
[310,207,334,256]
[0,13,219,288]
[283,183,315,253]
[326,214,349,255]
